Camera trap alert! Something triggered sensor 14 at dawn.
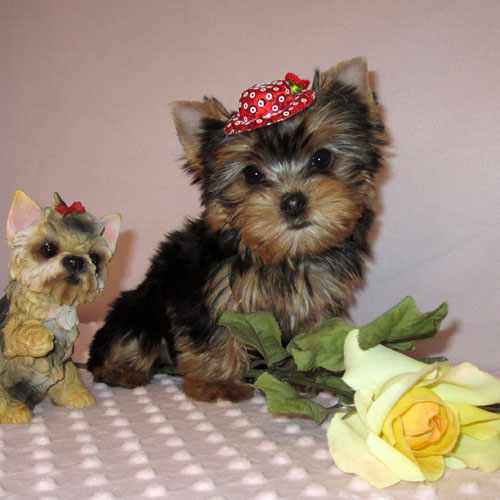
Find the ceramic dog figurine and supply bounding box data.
[0,191,121,423]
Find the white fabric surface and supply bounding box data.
[1,368,499,499]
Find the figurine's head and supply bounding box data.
[6,191,121,306]
[171,58,385,265]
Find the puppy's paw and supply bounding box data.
[183,378,254,402]
[91,365,150,389]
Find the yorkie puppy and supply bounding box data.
[88,57,386,402]
[0,191,120,423]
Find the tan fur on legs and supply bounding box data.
[91,364,151,389]
[48,361,96,408]
[0,385,32,424]
[90,337,157,388]
[177,334,254,402]
[183,377,254,402]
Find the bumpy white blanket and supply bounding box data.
[1,324,497,499]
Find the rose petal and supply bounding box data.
[343,330,425,393]
[383,387,459,458]
[415,455,445,481]
[448,403,500,440]
[391,415,416,461]
[449,402,500,426]
[366,366,436,434]
[450,434,500,472]
[327,414,401,488]
[462,420,500,440]
[366,432,425,483]
[412,404,459,458]
[354,389,373,425]
[432,363,500,406]
[444,456,466,469]
[404,401,440,437]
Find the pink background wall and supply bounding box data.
[2,1,499,370]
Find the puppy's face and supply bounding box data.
[173,59,385,264]
[6,192,121,306]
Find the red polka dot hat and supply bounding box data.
[224,72,315,136]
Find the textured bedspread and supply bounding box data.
[1,367,499,499]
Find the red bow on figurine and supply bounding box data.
[224,72,315,136]
[55,201,86,216]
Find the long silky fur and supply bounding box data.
[88,65,386,400]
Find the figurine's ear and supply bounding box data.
[6,191,43,243]
[52,192,67,209]
[320,57,371,102]
[100,213,122,255]
[171,98,229,180]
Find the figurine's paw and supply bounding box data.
[5,322,54,358]
[0,401,32,424]
[51,386,96,409]
[63,387,96,408]
[24,324,54,357]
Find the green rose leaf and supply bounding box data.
[314,373,355,402]
[220,297,448,424]
[255,372,329,424]
[387,340,416,352]
[218,311,289,367]
[358,297,448,351]
[288,318,353,372]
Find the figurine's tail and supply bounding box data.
[87,282,171,388]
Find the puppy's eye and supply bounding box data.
[311,149,334,170]
[243,165,265,185]
[89,252,101,272]
[40,240,59,259]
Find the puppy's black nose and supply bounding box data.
[62,255,86,274]
[280,192,308,218]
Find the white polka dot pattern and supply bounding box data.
[224,73,315,135]
[0,369,498,499]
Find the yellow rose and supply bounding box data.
[327,330,500,488]
[382,386,460,481]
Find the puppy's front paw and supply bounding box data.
[91,364,150,389]
[183,378,254,402]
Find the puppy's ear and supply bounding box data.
[171,98,229,180]
[319,57,377,111]
[319,58,381,120]
[100,213,122,255]
[6,191,43,244]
